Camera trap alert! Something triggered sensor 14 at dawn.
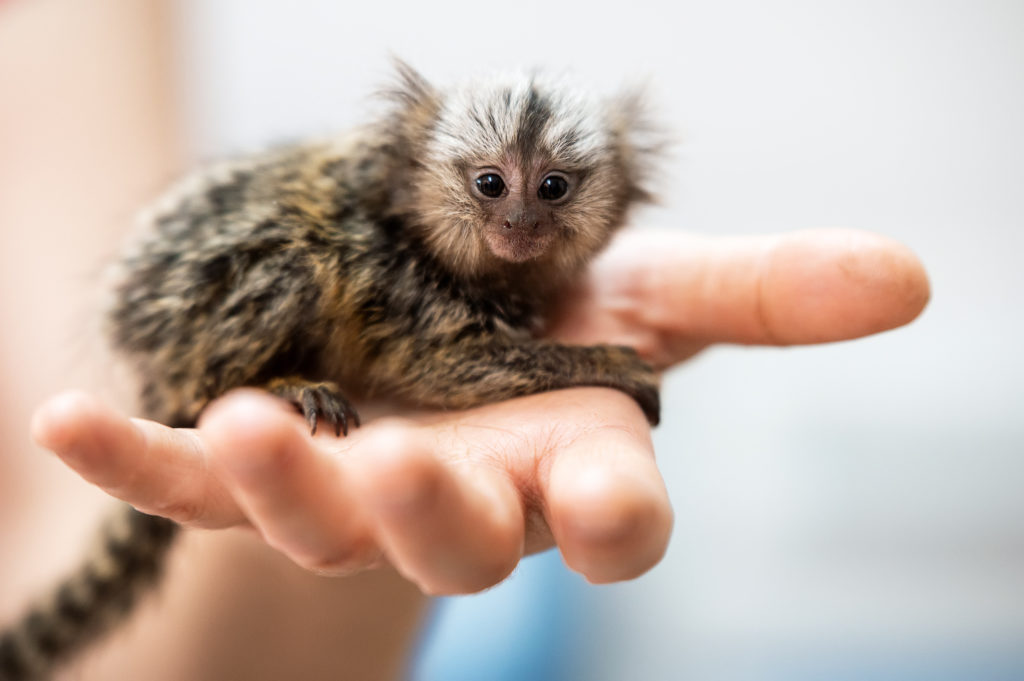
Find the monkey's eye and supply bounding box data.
[538,174,569,201]
[475,173,506,198]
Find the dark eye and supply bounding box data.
[538,174,569,201]
[475,173,505,198]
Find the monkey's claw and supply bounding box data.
[303,384,360,437]
[266,379,360,437]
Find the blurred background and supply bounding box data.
[2,1,1022,679]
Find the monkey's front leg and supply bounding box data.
[392,341,661,425]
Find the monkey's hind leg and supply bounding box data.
[264,377,361,437]
[0,506,178,681]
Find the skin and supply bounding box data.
[28,226,929,679]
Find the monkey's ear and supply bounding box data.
[606,86,667,204]
[380,58,442,152]
[384,57,440,111]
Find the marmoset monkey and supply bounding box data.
[0,62,662,680]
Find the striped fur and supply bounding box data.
[0,62,662,679]
[0,509,176,680]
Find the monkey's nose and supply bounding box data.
[503,220,540,230]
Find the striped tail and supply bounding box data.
[0,506,178,681]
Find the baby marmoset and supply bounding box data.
[0,62,662,680]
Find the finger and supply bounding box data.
[200,390,379,575]
[538,391,673,583]
[551,228,931,365]
[670,228,931,344]
[347,425,524,595]
[30,390,242,527]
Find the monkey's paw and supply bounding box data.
[265,378,361,437]
[605,345,661,427]
[631,380,661,427]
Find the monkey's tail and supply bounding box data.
[0,506,179,681]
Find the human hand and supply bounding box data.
[31,228,928,595]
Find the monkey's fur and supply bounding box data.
[0,63,661,680]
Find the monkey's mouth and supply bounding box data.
[483,223,556,263]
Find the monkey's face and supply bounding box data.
[388,66,657,282]
[466,162,575,264]
[412,145,624,280]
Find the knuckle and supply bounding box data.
[227,427,303,482]
[291,537,381,577]
[465,554,519,592]
[418,557,517,596]
[359,431,441,506]
[146,498,205,526]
